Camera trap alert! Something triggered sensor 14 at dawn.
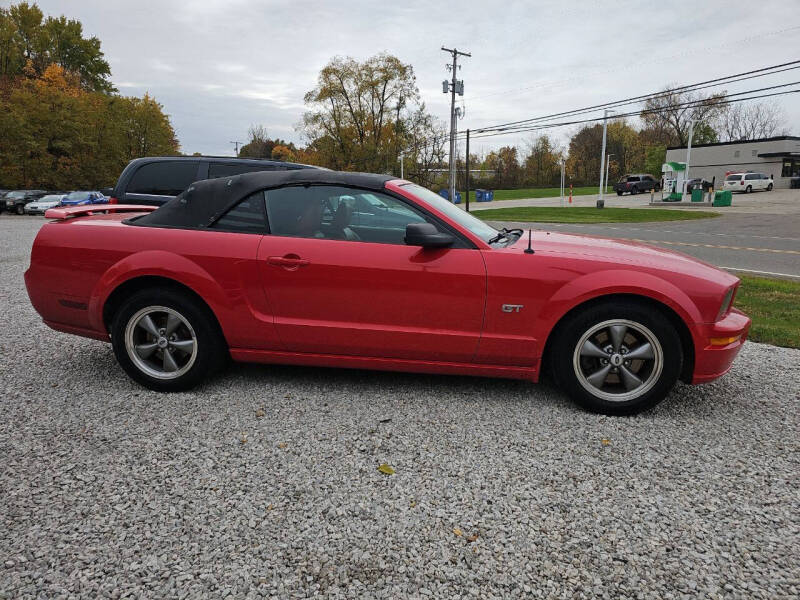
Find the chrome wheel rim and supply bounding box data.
[124,306,198,380]
[573,319,663,402]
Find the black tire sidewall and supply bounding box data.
[111,288,226,392]
[551,301,683,415]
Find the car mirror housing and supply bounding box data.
[404,222,455,248]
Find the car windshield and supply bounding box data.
[400,183,498,242]
[40,195,62,202]
[6,191,26,198]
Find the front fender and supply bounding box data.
[86,250,231,333]
[534,269,703,346]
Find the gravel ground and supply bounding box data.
[1,215,798,599]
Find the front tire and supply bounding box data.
[16,204,24,215]
[767,183,773,191]
[550,301,683,415]
[111,288,227,392]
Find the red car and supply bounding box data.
[25,171,750,415]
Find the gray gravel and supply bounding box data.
[1,214,799,599]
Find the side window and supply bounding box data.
[210,191,266,233]
[208,163,279,179]
[265,185,430,245]
[128,161,200,196]
[745,174,757,180]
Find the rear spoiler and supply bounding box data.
[44,204,158,220]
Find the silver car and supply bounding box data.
[24,194,66,215]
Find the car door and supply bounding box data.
[256,184,487,363]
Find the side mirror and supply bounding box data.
[405,222,454,248]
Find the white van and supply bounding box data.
[723,172,773,193]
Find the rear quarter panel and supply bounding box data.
[26,216,279,349]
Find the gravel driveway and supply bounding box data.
[1,216,798,599]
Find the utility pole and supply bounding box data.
[465,129,470,212]
[560,159,565,207]
[399,151,404,179]
[684,119,696,199]
[442,46,470,203]
[230,141,243,156]
[597,109,613,209]
[605,153,614,199]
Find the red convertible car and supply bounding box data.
[25,170,750,414]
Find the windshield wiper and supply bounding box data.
[488,227,523,245]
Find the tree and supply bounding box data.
[238,124,274,158]
[0,2,112,92]
[522,135,562,187]
[716,101,789,142]
[640,86,724,146]
[302,53,419,173]
[0,64,177,189]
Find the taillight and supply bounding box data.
[108,197,119,204]
[740,181,744,185]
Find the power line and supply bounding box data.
[463,88,800,141]
[404,60,800,153]
[471,60,800,134]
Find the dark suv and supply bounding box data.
[614,174,660,195]
[2,190,48,214]
[110,156,319,206]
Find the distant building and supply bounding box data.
[665,136,800,189]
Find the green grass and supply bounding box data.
[487,186,613,201]
[473,206,720,223]
[734,276,800,349]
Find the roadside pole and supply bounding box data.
[442,47,470,203]
[465,129,470,212]
[605,153,614,200]
[684,119,696,200]
[560,159,565,207]
[597,108,612,208]
[399,151,404,179]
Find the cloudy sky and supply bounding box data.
[30,0,800,156]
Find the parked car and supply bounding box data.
[614,174,660,195]
[110,156,319,207]
[25,170,750,415]
[723,172,773,193]
[685,178,713,193]
[58,191,107,206]
[2,190,47,214]
[24,194,66,215]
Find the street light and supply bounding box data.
[605,153,614,198]
[597,109,615,208]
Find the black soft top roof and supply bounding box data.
[134,170,396,229]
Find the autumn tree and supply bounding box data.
[0,64,178,189]
[301,53,445,186]
[0,1,112,92]
[522,135,563,186]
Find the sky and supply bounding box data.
[27,0,800,157]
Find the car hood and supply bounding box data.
[508,230,737,285]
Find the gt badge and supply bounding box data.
[501,304,524,313]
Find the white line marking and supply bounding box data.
[719,267,800,280]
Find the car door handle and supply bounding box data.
[267,255,310,269]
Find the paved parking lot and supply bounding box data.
[1,215,799,598]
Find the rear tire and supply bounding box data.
[616,191,623,196]
[550,300,683,415]
[111,288,227,392]
[629,187,638,195]
[745,185,752,193]
[767,183,773,191]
